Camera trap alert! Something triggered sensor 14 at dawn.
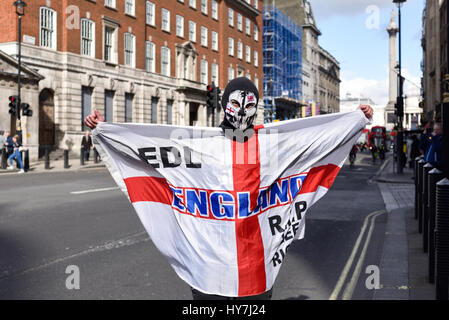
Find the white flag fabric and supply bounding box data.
[92,110,369,297]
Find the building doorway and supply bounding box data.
[38,88,55,157]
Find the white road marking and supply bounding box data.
[70,187,119,194]
[329,209,386,300]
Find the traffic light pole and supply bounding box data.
[396,4,404,174]
[16,15,22,142]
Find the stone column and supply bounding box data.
[387,10,399,106]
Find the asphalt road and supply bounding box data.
[0,152,388,300]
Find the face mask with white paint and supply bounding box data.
[224,90,257,131]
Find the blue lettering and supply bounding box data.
[186,190,208,217]
[289,175,305,199]
[269,179,290,206]
[237,192,252,218]
[210,192,235,219]
[171,187,185,211]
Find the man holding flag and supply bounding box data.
[84,78,373,300]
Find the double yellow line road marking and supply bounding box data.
[329,210,386,300]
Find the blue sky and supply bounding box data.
[309,0,424,105]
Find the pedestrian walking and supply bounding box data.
[81,131,93,162]
[425,122,443,169]
[84,78,374,300]
[7,135,24,174]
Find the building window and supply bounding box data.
[211,0,218,20]
[211,31,218,51]
[201,26,208,47]
[125,93,134,122]
[161,46,171,76]
[40,7,57,49]
[228,67,235,82]
[254,76,259,91]
[201,0,207,14]
[189,21,196,42]
[167,99,173,125]
[246,45,251,63]
[189,0,196,9]
[146,1,155,25]
[105,0,116,8]
[145,41,156,72]
[104,90,115,122]
[237,14,242,31]
[162,8,170,32]
[176,15,184,38]
[81,86,93,131]
[125,0,135,16]
[124,33,135,67]
[254,0,258,9]
[246,18,251,35]
[104,26,116,63]
[237,41,242,59]
[211,63,218,85]
[254,51,258,67]
[151,97,158,123]
[81,19,95,57]
[228,37,234,56]
[200,59,208,85]
[228,8,234,26]
[254,25,259,41]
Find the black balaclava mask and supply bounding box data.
[220,77,259,131]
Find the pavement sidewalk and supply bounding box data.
[374,156,435,300]
[0,157,106,175]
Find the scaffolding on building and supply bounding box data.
[263,4,303,123]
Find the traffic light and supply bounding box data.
[21,103,33,117]
[214,86,221,109]
[206,84,215,109]
[8,95,19,116]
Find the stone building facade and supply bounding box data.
[0,0,263,161]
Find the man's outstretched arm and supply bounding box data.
[358,104,373,120]
[85,109,104,129]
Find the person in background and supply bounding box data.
[7,135,24,174]
[425,122,443,169]
[4,131,13,158]
[81,131,93,162]
[419,123,433,156]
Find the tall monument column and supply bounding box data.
[386,10,399,130]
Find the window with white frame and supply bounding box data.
[189,0,196,9]
[81,19,95,57]
[162,8,170,32]
[228,8,234,26]
[237,41,242,59]
[189,21,196,42]
[40,7,57,49]
[228,67,235,82]
[228,37,234,56]
[124,33,135,67]
[200,59,208,85]
[104,26,116,63]
[161,46,171,76]
[254,75,259,90]
[211,31,218,51]
[201,0,207,14]
[201,26,208,47]
[125,0,135,15]
[146,1,155,25]
[105,0,116,8]
[254,0,258,9]
[254,25,259,41]
[254,51,258,67]
[237,14,242,31]
[246,18,251,35]
[146,41,156,72]
[211,63,218,85]
[211,0,218,20]
[246,45,251,63]
[176,15,184,37]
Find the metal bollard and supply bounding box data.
[1,148,7,169]
[64,150,69,169]
[415,156,424,220]
[24,149,29,172]
[45,147,50,170]
[436,178,449,300]
[428,168,444,283]
[417,159,426,233]
[80,148,85,166]
[423,163,433,252]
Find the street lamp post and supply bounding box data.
[393,0,406,174]
[14,0,26,142]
